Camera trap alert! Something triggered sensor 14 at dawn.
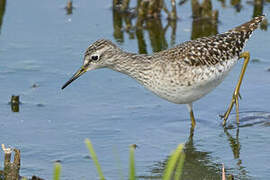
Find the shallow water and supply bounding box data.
[0,0,270,179]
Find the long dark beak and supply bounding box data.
[61,66,87,89]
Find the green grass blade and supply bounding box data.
[173,152,185,180]
[162,144,184,180]
[129,144,136,180]
[85,138,105,180]
[112,146,124,180]
[53,163,61,180]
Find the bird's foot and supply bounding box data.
[221,51,250,126]
[221,90,242,126]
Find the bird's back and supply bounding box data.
[159,16,264,66]
[156,15,265,67]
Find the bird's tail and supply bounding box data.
[229,15,265,33]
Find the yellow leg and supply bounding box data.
[187,103,196,128]
[222,51,250,126]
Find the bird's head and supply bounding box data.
[61,39,120,89]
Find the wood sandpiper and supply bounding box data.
[62,16,265,128]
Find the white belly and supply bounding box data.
[141,59,238,104]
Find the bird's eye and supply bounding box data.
[91,55,99,61]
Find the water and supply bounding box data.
[0,0,270,179]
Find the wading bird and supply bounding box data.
[62,16,265,127]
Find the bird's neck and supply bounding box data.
[109,51,152,82]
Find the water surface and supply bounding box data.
[0,0,270,179]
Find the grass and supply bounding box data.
[52,139,185,180]
[53,163,61,180]
[129,144,136,180]
[163,144,185,180]
[85,139,105,180]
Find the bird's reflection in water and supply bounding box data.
[222,110,270,178]
[137,126,224,179]
[136,125,255,180]
[223,127,249,179]
[180,127,222,179]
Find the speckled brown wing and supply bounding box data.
[161,15,265,67]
